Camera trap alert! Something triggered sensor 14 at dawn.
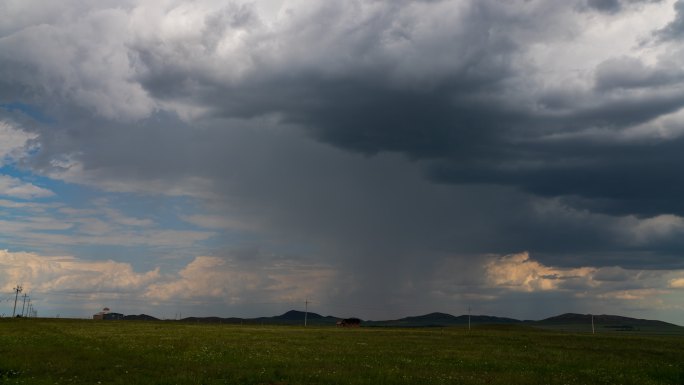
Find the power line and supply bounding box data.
[304,298,309,327]
[21,293,28,318]
[12,285,22,317]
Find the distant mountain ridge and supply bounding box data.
[109,310,682,332]
[272,310,326,320]
[539,313,675,327]
[364,312,521,327]
[534,313,683,333]
[123,314,158,321]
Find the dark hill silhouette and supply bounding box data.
[108,310,682,332]
[273,310,324,320]
[401,312,459,323]
[123,314,158,321]
[366,312,521,327]
[181,316,245,323]
[535,313,683,333]
[539,313,677,327]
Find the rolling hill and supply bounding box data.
[363,312,520,327]
[535,313,684,334]
[108,310,682,333]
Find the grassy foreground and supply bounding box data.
[0,319,683,384]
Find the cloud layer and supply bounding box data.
[2,249,682,320]
[2,0,682,217]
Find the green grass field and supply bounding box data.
[1,319,683,384]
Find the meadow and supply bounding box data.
[0,318,683,384]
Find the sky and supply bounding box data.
[1,0,684,324]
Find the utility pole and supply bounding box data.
[12,285,22,317]
[468,306,471,332]
[591,314,595,334]
[304,299,309,327]
[21,294,28,318]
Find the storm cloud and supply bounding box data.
[1,0,684,322]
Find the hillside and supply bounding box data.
[365,312,521,327]
[180,310,339,325]
[535,313,684,334]
[107,310,682,333]
[123,314,159,321]
[253,310,339,325]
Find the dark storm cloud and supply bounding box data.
[584,0,664,13]
[101,0,684,221]
[273,78,518,159]
[20,107,684,273]
[151,70,684,220]
[587,0,623,13]
[427,133,684,217]
[594,57,684,91]
[4,1,684,277]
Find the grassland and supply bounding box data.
[0,319,683,384]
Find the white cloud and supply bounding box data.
[485,252,597,292]
[0,249,159,295]
[145,255,336,303]
[0,248,336,316]
[620,214,684,245]
[0,8,156,120]
[0,175,54,199]
[670,277,684,288]
[484,251,684,303]
[145,256,257,301]
[0,121,37,166]
[0,196,214,251]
